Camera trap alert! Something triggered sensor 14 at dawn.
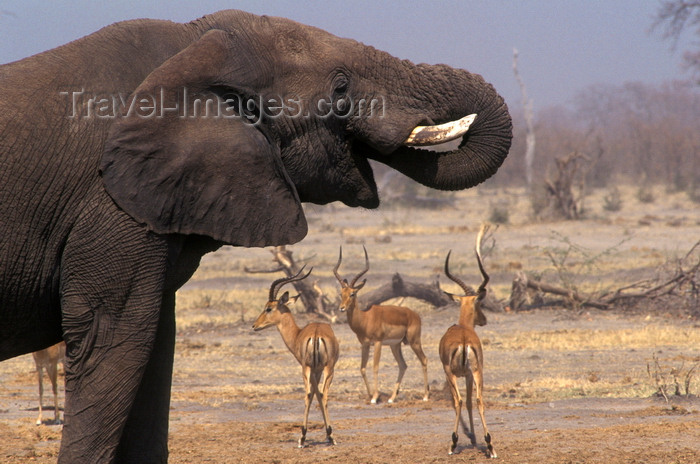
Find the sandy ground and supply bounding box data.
[1,186,699,463]
[1,309,698,463]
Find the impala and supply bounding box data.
[252,267,339,447]
[334,246,429,404]
[32,341,66,425]
[439,225,496,457]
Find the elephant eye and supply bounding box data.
[334,80,348,96]
[332,71,350,96]
[331,78,351,118]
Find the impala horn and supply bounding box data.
[269,265,312,301]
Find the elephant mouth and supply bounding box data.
[347,114,479,204]
[339,112,484,208]
[362,105,510,193]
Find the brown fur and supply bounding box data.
[439,225,496,457]
[253,288,339,447]
[32,341,65,425]
[335,247,429,404]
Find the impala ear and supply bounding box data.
[101,29,306,247]
[279,291,290,305]
[474,304,488,326]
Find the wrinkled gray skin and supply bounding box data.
[0,10,511,463]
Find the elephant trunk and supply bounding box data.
[370,63,512,191]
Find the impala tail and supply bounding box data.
[303,336,330,369]
[450,344,477,375]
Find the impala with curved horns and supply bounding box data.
[439,224,496,457]
[334,246,429,404]
[253,266,340,447]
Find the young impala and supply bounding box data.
[252,267,339,447]
[334,246,429,404]
[32,341,66,425]
[439,225,496,457]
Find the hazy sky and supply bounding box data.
[0,0,694,111]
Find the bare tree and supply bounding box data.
[536,151,590,220]
[513,48,536,189]
[653,0,700,84]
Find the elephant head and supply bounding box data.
[101,10,511,247]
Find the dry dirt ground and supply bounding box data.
[1,186,700,463]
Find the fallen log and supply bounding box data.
[358,273,452,311]
[509,241,699,312]
[360,273,503,313]
[509,271,608,310]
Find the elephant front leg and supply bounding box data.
[115,292,177,462]
[58,221,172,464]
[59,291,164,464]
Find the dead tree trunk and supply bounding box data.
[358,273,452,310]
[539,152,589,220]
[513,48,536,190]
[509,271,607,310]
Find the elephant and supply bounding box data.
[0,9,511,463]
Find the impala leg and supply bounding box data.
[409,341,430,401]
[299,365,314,448]
[371,341,383,404]
[388,343,407,403]
[36,367,44,426]
[317,367,336,445]
[445,371,462,455]
[47,360,60,424]
[465,372,477,446]
[359,343,373,402]
[473,369,496,458]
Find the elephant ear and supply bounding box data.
[101,29,307,247]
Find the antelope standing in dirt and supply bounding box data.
[252,267,339,447]
[334,246,429,404]
[32,341,66,425]
[439,225,496,457]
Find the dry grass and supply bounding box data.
[176,288,261,328]
[497,325,700,351]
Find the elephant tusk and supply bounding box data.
[403,113,477,146]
